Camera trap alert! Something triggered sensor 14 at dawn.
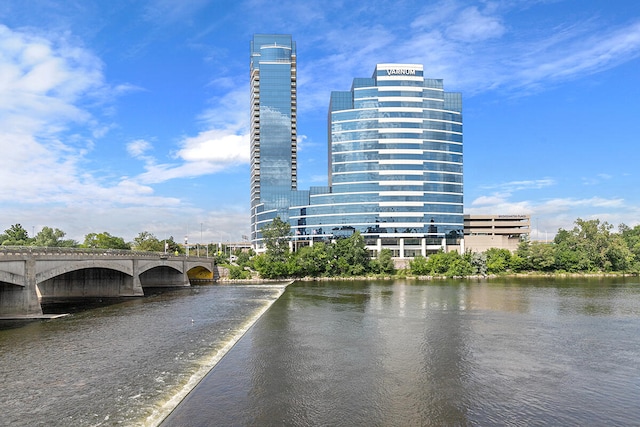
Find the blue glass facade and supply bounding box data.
[289,64,464,256]
[249,37,464,255]
[250,35,298,247]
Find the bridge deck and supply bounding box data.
[0,247,219,317]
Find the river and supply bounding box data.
[0,284,288,426]
[2,277,639,426]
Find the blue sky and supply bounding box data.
[1,0,640,244]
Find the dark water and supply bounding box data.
[164,277,640,426]
[0,284,287,426]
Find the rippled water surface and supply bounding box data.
[164,277,640,426]
[0,284,287,426]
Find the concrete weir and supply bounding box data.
[0,248,218,318]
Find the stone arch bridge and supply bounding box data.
[0,247,219,318]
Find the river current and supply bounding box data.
[2,277,639,426]
[0,284,288,426]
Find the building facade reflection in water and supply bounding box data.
[164,278,640,426]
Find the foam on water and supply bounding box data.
[145,283,289,426]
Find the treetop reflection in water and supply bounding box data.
[163,277,640,427]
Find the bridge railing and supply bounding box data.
[0,246,213,260]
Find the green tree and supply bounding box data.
[572,218,612,270]
[509,253,527,272]
[553,218,625,272]
[409,255,430,275]
[554,228,591,272]
[376,248,395,275]
[253,217,292,278]
[82,232,130,249]
[293,243,329,277]
[409,250,469,276]
[327,232,370,276]
[33,227,77,247]
[235,251,253,268]
[485,248,511,274]
[228,264,250,279]
[604,233,635,272]
[529,241,555,271]
[132,231,163,252]
[2,224,31,245]
[425,250,460,274]
[467,251,487,275]
[262,217,291,262]
[446,256,474,277]
[165,236,183,254]
[253,252,290,279]
[620,223,640,260]
[514,240,533,271]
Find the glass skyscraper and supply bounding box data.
[250,34,298,247]
[289,64,464,257]
[249,34,464,256]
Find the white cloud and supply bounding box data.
[538,197,625,213]
[178,131,247,163]
[130,87,250,184]
[285,1,640,107]
[481,178,556,192]
[296,134,308,152]
[127,139,153,158]
[513,20,640,90]
[0,24,204,239]
[470,194,510,207]
[445,6,506,42]
[0,25,104,200]
[582,173,614,186]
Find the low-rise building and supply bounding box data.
[464,214,530,252]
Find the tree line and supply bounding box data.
[239,217,640,279]
[411,218,640,276]
[0,223,243,265]
[4,217,640,279]
[1,224,183,254]
[245,218,395,279]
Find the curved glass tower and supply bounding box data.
[290,64,464,256]
[250,35,297,248]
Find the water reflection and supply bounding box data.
[165,277,640,426]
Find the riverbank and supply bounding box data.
[218,271,638,284]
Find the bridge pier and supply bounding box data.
[0,257,43,317]
[183,259,191,286]
[0,285,43,317]
[131,259,145,295]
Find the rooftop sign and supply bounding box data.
[386,68,416,76]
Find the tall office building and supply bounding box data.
[250,34,298,247]
[290,64,464,256]
[248,33,464,255]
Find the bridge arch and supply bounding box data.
[36,259,133,285]
[187,264,214,281]
[0,271,25,287]
[137,260,183,275]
